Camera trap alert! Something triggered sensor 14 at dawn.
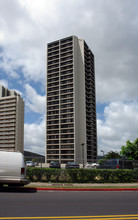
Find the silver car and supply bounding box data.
[85,162,99,169]
[26,161,35,167]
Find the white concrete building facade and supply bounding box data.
[0,85,24,152]
[46,36,97,164]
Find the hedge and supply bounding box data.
[26,168,138,183]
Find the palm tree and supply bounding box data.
[105,151,121,159]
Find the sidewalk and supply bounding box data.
[27,182,138,191]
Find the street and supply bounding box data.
[0,190,138,219]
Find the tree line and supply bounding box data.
[103,137,138,160]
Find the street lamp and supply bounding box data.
[101,150,104,157]
[81,143,85,168]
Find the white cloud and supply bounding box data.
[24,116,45,155]
[0,51,20,79]
[0,0,46,83]
[97,101,138,155]
[0,0,138,156]
[0,79,8,88]
[0,0,137,101]
[24,84,45,114]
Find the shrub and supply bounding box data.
[26,167,138,183]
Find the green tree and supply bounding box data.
[120,138,138,160]
[98,151,121,165]
[105,151,121,159]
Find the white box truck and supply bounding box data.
[0,151,29,187]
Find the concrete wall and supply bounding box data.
[73,36,87,163]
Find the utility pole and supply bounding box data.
[81,143,85,168]
[101,150,104,157]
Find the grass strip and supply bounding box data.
[26,183,138,189]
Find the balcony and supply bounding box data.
[47,87,59,92]
[47,140,59,145]
[0,107,16,112]
[60,83,73,90]
[0,131,15,136]
[48,46,59,53]
[60,98,73,104]
[61,134,74,139]
[60,74,73,81]
[60,64,73,71]
[0,115,16,120]
[47,130,59,134]
[48,58,59,66]
[61,155,74,159]
[47,115,59,120]
[47,68,59,74]
[47,72,59,79]
[47,91,59,97]
[47,150,59,155]
[0,139,15,143]
[60,129,74,134]
[47,125,59,130]
[48,41,59,48]
[60,51,73,58]
[0,98,16,104]
[47,96,59,102]
[47,156,59,161]
[60,37,73,45]
[61,150,74,155]
[60,79,73,85]
[60,60,73,67]
[60,46,73,54]
[60,113,73,119]
[60,42,72,48]
[60,88,73,95]
[61,123,74,129]
[60,145,74,149]
[47,135,59,140]
[48,51,59,58]
[47,145,59,149]
[48,55,59,61]
[60,103,73,109]
[47,77,59,83]
[60,108,74,114]
[47,110,59,115]
[47,105,59,111]
[47,100,59,106]
[47,64,59,70]
[47,82,59,88]
[47,120,59,125]
[60,55,73,62]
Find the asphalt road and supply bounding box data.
[0,190,138,219]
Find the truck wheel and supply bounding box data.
[0,184,3,188]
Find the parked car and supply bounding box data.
[26,161,35,167]
[49,161,61,168]
[98,159,134,169]
[85,162,99,169]
[33,161,38,166]
[65,162,80,169]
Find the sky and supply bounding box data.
[0,0,138,156]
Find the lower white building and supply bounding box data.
[0,85,24,152]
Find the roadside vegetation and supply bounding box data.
[26,168,138,183]
[26,138,138,185]
[120,138,138,160]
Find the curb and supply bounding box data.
[1,187,138,193]
[33,187,138,191]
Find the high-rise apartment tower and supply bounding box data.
[46,36,97,164]
[0,85,24,152]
